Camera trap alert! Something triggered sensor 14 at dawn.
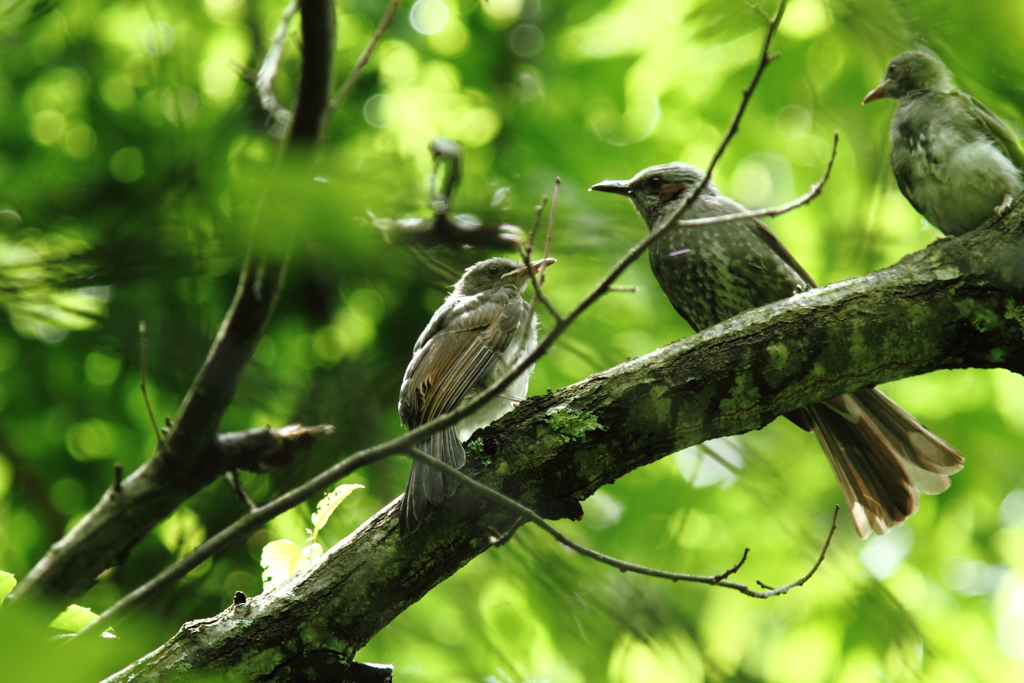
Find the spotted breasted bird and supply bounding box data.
[863,50,1024,236]
[397,256,555,535]
[590,162,964,537]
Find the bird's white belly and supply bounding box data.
[455,325,537,441]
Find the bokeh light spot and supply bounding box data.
[363,94,396,128]
[510,23,544,57]
[410,0,449,35]
[141,21,176,55]
[109,147,145,183]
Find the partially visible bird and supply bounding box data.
[397,256,555,535]
[591,162,964,537]
[863,50,1024,236]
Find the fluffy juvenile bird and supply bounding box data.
[863,50,1024,236]
[397,256,554,535]
[591,162,964,537]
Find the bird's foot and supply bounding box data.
[501,394,526,408]
[995,194,1014,217]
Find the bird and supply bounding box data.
[397,256,555,535]
[863,50,1024,236]
[590,162,964,537]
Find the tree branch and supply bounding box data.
[287,0,335,145]
[324,0,401,125]
[7,0,339,616]
[654,0,788,236]
[75,85,840,641]
[8,261,289,612]
[406,445,838,598]
[253,0,300,125]
[99,210,1024,682]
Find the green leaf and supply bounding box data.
[310,483,363,544]
[260,539,311,592]
[0,570,16,602]
[49,604,99,632]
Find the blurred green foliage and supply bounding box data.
[1,0,1024,681]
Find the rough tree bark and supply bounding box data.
[101,207,1024,682]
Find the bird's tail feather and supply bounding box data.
[398,426,467,536]
[806,388,963,539]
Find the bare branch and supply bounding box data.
[673,132,839,229]
[72,9,814,630]
[407,446,837,597]
[527,196,549,249]
[138,321,162,447]
[226,470,257,511]
[8,0,339,616]
[254,0,299,125]
[288,0,335,144]
[324,0,402,127]
[374,139,527,251]
[218,423,334,471]
[652,0,789,237]
[71,434,392,640]
[751,506,839,597]
[523,182,563,322]
[68,0,801,637]
[86,208,1024,672]
[541,177,559,286]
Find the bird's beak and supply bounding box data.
[503,258,557,279]
[861,83,887,105]
[589,180,632,196]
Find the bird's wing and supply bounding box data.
[750,218,817,288]
[954,89,1024,170]
[890,152,934,219]
[400,291,527,427]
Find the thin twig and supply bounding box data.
[9,0,332,615]
[524,181,563,321]
[70,443,392,639]
[407,447,838,597]
[138,321,162,448]
[71,140,836,638]
[527,196,549,250]
[530,283,563,323]
[255,0,299,124]
[608,285,639,293]
[541,178,559,287]
[652,0,788,238]
[225,470,257,511]
[70,5,807,636]
[671,133,838,229]
[325,0,401,122]
[524,244,563,323]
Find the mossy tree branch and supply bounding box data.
[101,209,1024,682]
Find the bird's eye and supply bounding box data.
[486,266,501,278]
[650,176,662,186]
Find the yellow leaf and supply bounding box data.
[260,539,310,592]
[310,483,363,543]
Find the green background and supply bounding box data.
[1,0,1024,680]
